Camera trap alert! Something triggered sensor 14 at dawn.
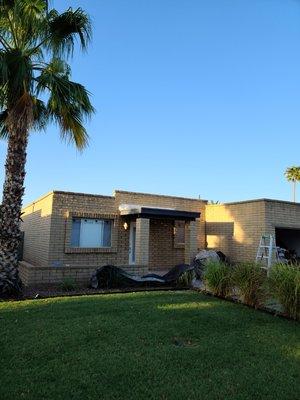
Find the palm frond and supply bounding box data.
[36,60,94,116]
[1,49,33,102]
[0,2,93,149]
[0,50,9,86]
[0,83,7,108]
[13,0,49,48]
[0,109,9,139]
[41,58,70,77]
[17,0,48,19]
[31,96,49,131]
[36,60,94,149]
[48,7,91,57]
[0,0,15,12]
[0,97,48,138]
[49,99,90,149]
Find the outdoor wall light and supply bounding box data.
[123,222,129,230]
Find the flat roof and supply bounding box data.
[214,199,300,206]
[22,190,114,210]
[23,188,206,210]
[23,190,298,211]
[119,205,200,221]
[114,189,207,203]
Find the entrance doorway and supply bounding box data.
[129,222,136,265]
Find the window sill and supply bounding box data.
[174,243,185,249]
[65,247,117,254]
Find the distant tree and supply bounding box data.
[285,166,300,202]
[0,0,94,297]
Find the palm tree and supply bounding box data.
[0,0,94,297]
[285,166,300,203]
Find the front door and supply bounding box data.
[129,222,136,265]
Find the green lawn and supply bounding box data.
[0,291,299,400]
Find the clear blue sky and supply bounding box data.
[1,0,300,205]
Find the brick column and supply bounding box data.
[135,218,150,266]
[185,221,198,264]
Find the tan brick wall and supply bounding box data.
[21,189,206,285]
[148,219,184,269]
[50,190,205,270]
[115,190,206,249]
[135,218,150,265]
[206,201,266,262]
[206,199,300,263]
[265,200,300,233]
[22,189,300,283]
[49,192,119,268]
[19,261,149,286]
[21,192,54,267]
[115,191,206,270]
[185,220,198,264]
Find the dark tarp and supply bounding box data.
[90,263,194,289]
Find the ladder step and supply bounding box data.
[256,234,279,268]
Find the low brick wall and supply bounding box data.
[19,261,149,287]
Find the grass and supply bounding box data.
[0,291,299,400]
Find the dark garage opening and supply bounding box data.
[275,227,300,261]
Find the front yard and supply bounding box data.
[0,291,299,400]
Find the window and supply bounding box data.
[71,218,112,248]
[174,220,185,246]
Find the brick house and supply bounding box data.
[20,190,206,285]
[20,190,300,286]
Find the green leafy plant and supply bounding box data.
[232,262,267,308]
[60,277,77,292]
[203,261,233,298]
[268,263,300,320]
[176,269,195,287]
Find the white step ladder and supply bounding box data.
[256,234,279,273]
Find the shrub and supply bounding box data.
[232,262,267,308]
[203,261,233,298]
[268,263,300,320]
[177,269,195,287]
[60,277,77,292]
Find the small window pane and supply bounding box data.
[102,220,112,247]
[71,218,81,247]
[80,219,102,248]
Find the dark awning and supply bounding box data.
[119,205,200,221]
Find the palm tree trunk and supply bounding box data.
[293,181,296,203]
[0,127,28,297]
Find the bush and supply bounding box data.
[60,277,77,292]
[268,263,300,320]
[203,261,233,298]
[232,262,267,308]
[176,269,195,287]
